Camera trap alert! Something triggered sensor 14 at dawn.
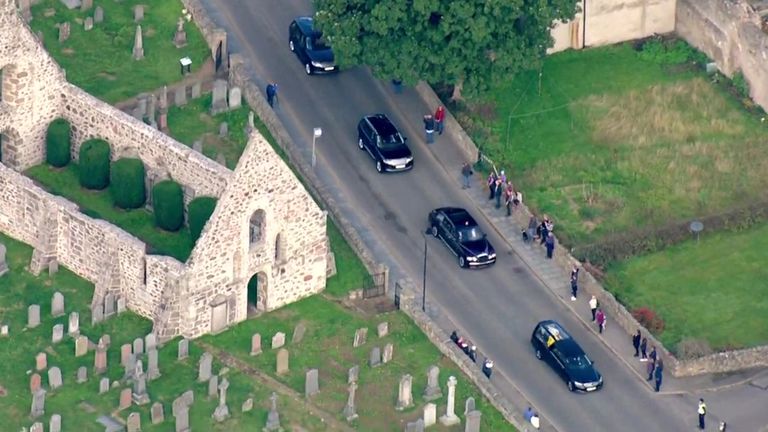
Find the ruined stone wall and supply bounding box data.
[676,0,768,111]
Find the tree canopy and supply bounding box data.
[314,0,579,98]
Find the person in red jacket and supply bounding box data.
[434,106,446,135]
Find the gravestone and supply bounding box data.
[305,368,319,397]
[31,388,46,417]
[464,397,476,415]
[48,366,63,390]
[99,334,111,348]
[247,111,255,132]
[104,293,115,316]
[50,413,62,432]
[68,311,79,336]
[264,392,281,431]
[439,376,460,426]
[30,373,42,393]
[133,337,144,355]
[75,335,89,357]
[395,374,414,410]
[382,343,394,363]
[52,324,64,343]
[94,6,103,23]
[31,423,43,432]
[145,333,157,351]
[348,365,359,383]
[191,82,201,99]
[133,25,144,60]
[292,323,306,344]
[212,378,230,422]
[368,346,381,367]
[0,243,7,276]
[133,5,143,22]
[35,352,47,371]
[353,327,368,347]
[271,332,285,349]
[423,365,442,400]
[207,375,218,398]
[174,85,187,106]
[77,366,88,383]
[192,140,203,153]
[147,349,161,380]
[84,16,93,31]
[99,377,110,394]
[48,259,59,275]
[59,0,81,10]
[228,86,242,109]
[124,354,137,380]
[423,403,437,426]
[342,381,358,421]
[198,352,213,381]
[250,333,262,355]
[119,388,132,410]
[132,370,150,405]
[127,412,141,432]
[121,344,132,366]
[80,0,92,11]
[377,321,389,337]
[405,419,425,432]
[151,402,164,424]
[178,339,189,360]
[241,398,253,412]
[218,122,228,137]
[181,390,194,405]
[51,292,65,317]
[173,16,187,48]
[465,410,482,432]
[28,304,40,328]
[276,348,289,375]
[0,324,7,337]
[116,297,126,314]
[58,22,70,43]
[147,94,157,126]
[210,80,228,115]
[174,404,190,432]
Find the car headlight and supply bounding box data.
[488,253,496,259]
[467,256,478,262]
[311,61,324,67]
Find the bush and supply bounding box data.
[78,139,111,190]
[110,158,146,209]
[45,118,72,167]
[188,196,218,242]
[732,72,750,99]
[676,338,713,359]
[637,37,706,65]
[631,307,665,335]
[152,180,184,232]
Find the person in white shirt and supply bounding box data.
[589,295,598,321]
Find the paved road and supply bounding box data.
[204,0,700,430]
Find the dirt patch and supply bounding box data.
[43,8,55,17]
[144,27,156,38]
[62,48,75,56]
[97,72,117,81]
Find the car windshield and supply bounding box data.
[377,133,405,149]
[309,34,329,50]
[564,354,592,369]
[458,226,484,242]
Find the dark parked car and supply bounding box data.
[289,17,338,75]
[428,207,496,268]
[531,320,603,392]
[357,114,414,173]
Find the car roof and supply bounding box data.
[294,17,316,35]
[437,207,478,227]
[536,320,584,355]
[365,114,400,136]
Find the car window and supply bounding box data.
[361,122,372,139]
[309,34,329,50]
[535,326,549,345]
[457,226,483,242]
[439,217,453,235]
[377,132,405,149]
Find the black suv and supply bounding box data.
[531,320,603,392]
[357,114,414,173]
[289,17,338,75]
[428,207,496,268]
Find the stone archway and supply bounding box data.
[248,209,266,249]
[246,272,267,316]
[0,127,21,169]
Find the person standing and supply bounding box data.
[632,329,642,357]
[640,337,648,361]
[545,233,555,259]
[487,172,497,200]
[647,345,657,380]
[504,182,515,216]
[527,215,538,245]
[596,308,606,334]
[570,266,579,301]
[461,163,473,189]
[423,114,435,144]
[698,399,707,430]
[434,106,446,135]
[654,358,664,392]
[266,82,278,108]
[494,178,503,209]
[589,295,598,321]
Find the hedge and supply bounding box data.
[78,139,111,190]
[45,118,72,167]
[110,158,146,209]
[152,180,184,232]
[188,196,217,242]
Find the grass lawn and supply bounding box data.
[605,222,768,353]
[30,0,210,103]
[463,43,768,247]
[25,163,195,262]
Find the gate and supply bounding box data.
[362,271,387,299]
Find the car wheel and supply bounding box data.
[376,161,383,173]
[535,349,542,360]
[567,380,575,392]
[430,226,438,237]
[305,63,312,75]
[358,138,364,150]
[458,256,466,268]
[289,40,295,52]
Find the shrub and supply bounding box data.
[110,158,146,209]
[188,196,218,242]
[45,118,72,167]
[152,180,184,232]
[631,307,665,335]
[637,37,705,65]
[78,139,111,190]
[676,338,713,359]
[732,72,750,99]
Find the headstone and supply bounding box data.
[119,388,132,410]
[348,365,359,383]
[174,86,187,106]
[465,410,482,432]
[292,323,306,344]
[377,322,389,338]
[127,412,141,432]
[369,346,381,367]
[121,344,133,366]
[35,352,47,371]
[207,375,218,398]
[104,293,115,316]
[353,327,368,347]
[58,22,70,43]
[218,122,228,137]
[192,140,203,153]
[77,366,88,383]
[94,6,104,23]
[124,354,137,380]
[52,324,64,343]
[0,324,7,336]
[210,80,228,114]
[250,333,262,355]
[51,292,65,317]
[91,301,104,324]
[30,373,42,393]
[423,403,437,426]
[305,368,319,397]
[174,404,190,432]
[147,348,161,380]
[116,297,126,313]
[48,259,59,275]
[439,376,460,426]
[382,343,394,363]
[423,365,442,400]
[151,402,164,424]
[147,94,157,125]
[28,304,40,328]
[99,334,111,348]
[132,25,144,60]
[228,87,242,109]
[178,339,189,360]
[0,243,7,276]
[31,389,46,417]
[50,413,62,432]
[99,377,110,394]
[395,374,414,410]
[133,337,144,355]
[68,312,79,336]
[212,378,230,422]
[173,16,187,48]
[80,0,92,11]
[271,332,285,349]
[145,333,157,351]
[31,422,43,432]
[464,397,476,415]
[133,5,143,22]
[405,419,425,432]
[48,366,63,390]
[276,348,289,375]
[191,82,201,99]
[264,392,281,431]
[75,335,89,357]
[241,398,253,412]
[342,381,358,421]
[84,16,93,31]
[198,352,213,382]
[132,370,150,405]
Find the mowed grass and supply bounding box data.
[605,222,768,352]
[475,43,768,247]
[30,0,210,103]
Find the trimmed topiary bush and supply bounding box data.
[152,180,184,232]
[78,139,111,190]
[110,158,146,209]
[46,118,72,168]
[188,196,217,242]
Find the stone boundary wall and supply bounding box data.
[415,80,768,377]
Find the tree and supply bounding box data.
[46,118,72,167]
[152,180,184,232]
[314,0,579,99]
[110,158,146,209]
[78,139,111,190]
[188,196,218,242]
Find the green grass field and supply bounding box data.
[30,0,210,103]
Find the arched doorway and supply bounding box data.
[246,272,267,316]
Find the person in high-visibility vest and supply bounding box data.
[698,398,707,430]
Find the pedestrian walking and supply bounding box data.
[698,399,707,430]
[434,105,446,135]
[504,182,515,216]
[461,163,473,189]
[654,359,664,392]
[632,329,642,357]
[423,114,435,144]
[649,345,657,364]
[589,295,598,321]
[482,357,494,378]
[494,178,503,209]
[266,82,278,108]
[570,266,579,301]
[640,337,648,361]
[526,215,538,245]
[596,309,606,334]
[545,233,555,259]
[646,355,655,381]
[487,172,497,200]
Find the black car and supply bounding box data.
[357,114,414,173]
[289,17,338,75]
[531,320,603,392]
[428,207,496,268]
